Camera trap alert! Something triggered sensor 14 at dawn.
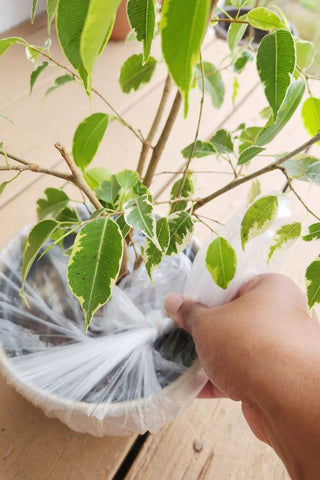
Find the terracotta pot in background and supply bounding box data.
[111,0,131,41]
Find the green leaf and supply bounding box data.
[181,140,216,159]
[268,222,301,261]
[301,97,320,146]
[72,113,109,171]
[161,0,211,116]
[241,195,278,249]
[306,162,320,186]
[0,37,21,57]
[57,207,79,223]
[96,175,121,204]
[67,217,123,330]
[84,167,112,189]
[123,194,159,247]
[247,8,285,31]
[247,179,261,204]
[45,74,75,96]
[306,256,320,313]
[119,54,156,93]
[20,219,59,301]
[167,211,194,256]
[283,153,319,181]
[0,172,21,198]
[170,171,195,213]
[143,217,170,280]
[80,0,121,83]
[257,30,296,118]
[233,50,253,74]
[206,237,237,289]
[0,115,13,124]
[239,126,263,153]
[32,0,38,22]
[210,129,233,154]
[237,146,265,165]
[47,0,58,33]
[117,169,140,190]
[303,223,320,242]
[37,188,70,220]
[127,0,156,62]
[232,76,240,105]
[295,39,315,71]
[195,61,225,109]
[257,80,305,146]
[116,214,131,238]
[30,62,49,94]
[227,20,247,53]
[259,106,272,119]
[56,0,90,92]
[132,180,152,202]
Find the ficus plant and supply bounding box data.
[1,0,320,331]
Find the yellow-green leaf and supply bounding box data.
[257,30,296,118]
[119,54,156,93]
[72,113,109,170]
[161,0,211,116]
[127,0,156,62]
[268,222,301,261]
[67,217,123,330]
[306,256,320,313]
[302,97,320,146]
[20,219,59,301]
[206,237,237,289]
[241,195,278,249]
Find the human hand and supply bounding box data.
[165,274,320,480]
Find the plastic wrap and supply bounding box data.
[0,198,292,436]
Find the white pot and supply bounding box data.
[0,228,207,436]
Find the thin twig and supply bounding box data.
[212,17,249,24]
[278,166,320,221]
[0,160,73,182]
[154,170,233,175]
[192,131,320,212]
[177,52,206,198]
[28,46,144,144]
[137,75,173,177]
[54,143,104,211]
[143,90,182,188]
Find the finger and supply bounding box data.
[164,294,208,333]
[197,381,226,399]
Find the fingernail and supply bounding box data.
[165,294,184,325]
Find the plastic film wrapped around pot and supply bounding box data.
[0,197,293,436]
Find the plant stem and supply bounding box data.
[29,47,144,144]
[192,131,320,212]
[143,90,182,188]
[211,17,249,24]
[54,143,104,211]
[278,167,320,221]
[177,53,205,198]
[137,75,173,177]
[0,164,73,181]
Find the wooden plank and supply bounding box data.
[125,399,289,480]
[0,381,136,480]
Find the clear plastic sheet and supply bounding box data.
[0,198,292,436]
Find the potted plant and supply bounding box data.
[0,0,320,435]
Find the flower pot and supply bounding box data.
[110,0,131,41]
[214,6,298,50]
[0,223,206,436]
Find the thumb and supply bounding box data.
[164,293,208,334]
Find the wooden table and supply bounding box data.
[0,13,319,480]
